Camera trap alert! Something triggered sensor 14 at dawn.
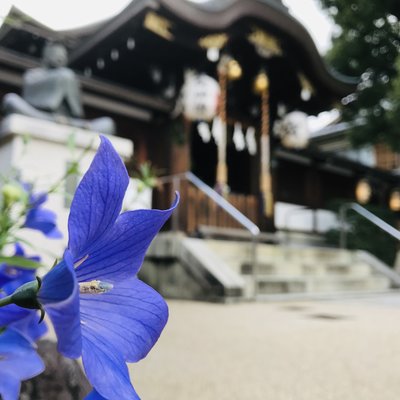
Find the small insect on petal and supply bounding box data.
[79,280,114,295]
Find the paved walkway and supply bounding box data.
[129,294,400,400]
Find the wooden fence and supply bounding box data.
[154,180,258,234]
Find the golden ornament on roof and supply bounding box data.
[248,27,283,58]
[198,33,229,49]
[253,72,269,94]
[143,11,174,41]
[226,59,242,80]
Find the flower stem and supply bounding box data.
[0,295,13,308]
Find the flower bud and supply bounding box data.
[2,183,25,207]
[11,277,41,309]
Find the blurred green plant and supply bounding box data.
[134,161,159,193]
[319,0,400,150]
[0,132,90,264]
[325,199,398,266]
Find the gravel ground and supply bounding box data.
[129,294,400,400]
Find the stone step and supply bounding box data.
[255,275,391,295]
[308,275,391,293]
[242,261,372,278]
[205,239,359,271]
[147,233,399,300]
[302,262,371,277]
[256,276,307,294]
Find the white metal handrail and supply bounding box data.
[339,202,400,248]
[158,171,260,236]
[157,171,260,296]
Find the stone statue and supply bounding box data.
[2,42,115,135]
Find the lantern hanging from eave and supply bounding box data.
[182,70,220,122]
[273,111,310,149]
[389,188,400,212]
[355,179,372,204]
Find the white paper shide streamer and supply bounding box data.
[233,122,245,151]
[245,126,257,155]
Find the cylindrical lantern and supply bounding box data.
[355,179,372,204]
[389,188,400,212]
[273,111,310,149]
[182,71,220,121]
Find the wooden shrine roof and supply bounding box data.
[0,1,358,117]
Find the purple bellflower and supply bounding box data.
[35,136,177,399]
[0,243,37,292]
[0,328,45,400]
[24,188,62,239]
[85,389,107,400]
[0,244,47,342]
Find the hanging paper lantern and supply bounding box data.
[273,111,310,149]
[182,71,220,121]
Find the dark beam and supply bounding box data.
[0,46,173,116]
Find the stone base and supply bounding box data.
[20,340,91,400]
[0,114,134,265]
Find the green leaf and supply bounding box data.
[0,256,43,269]
[67,131,77,154]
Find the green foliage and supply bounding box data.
[0,179,28,251]
[134,161,159,193]
[387,55,400,130]
[318,0,400,149]
[325,200,398,266]
[0,256,42,269]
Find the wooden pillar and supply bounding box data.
[170,118,191,175]
[214,56,242,195]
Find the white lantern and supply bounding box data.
[273,111,310,149]
[182,71,220,121]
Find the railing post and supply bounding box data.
[251,234,259,299]
[172,175,180,232]
[339,204,348,249]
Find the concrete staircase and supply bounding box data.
[206,239,395,299]
[144,233,399,301]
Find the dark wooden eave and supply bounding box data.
[0,1,358,117]
[275,146,400,184]
[0,47,173,121]
[69,0,357,100]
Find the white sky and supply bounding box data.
[0,0,337,130]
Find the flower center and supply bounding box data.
[79,280,113,295]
